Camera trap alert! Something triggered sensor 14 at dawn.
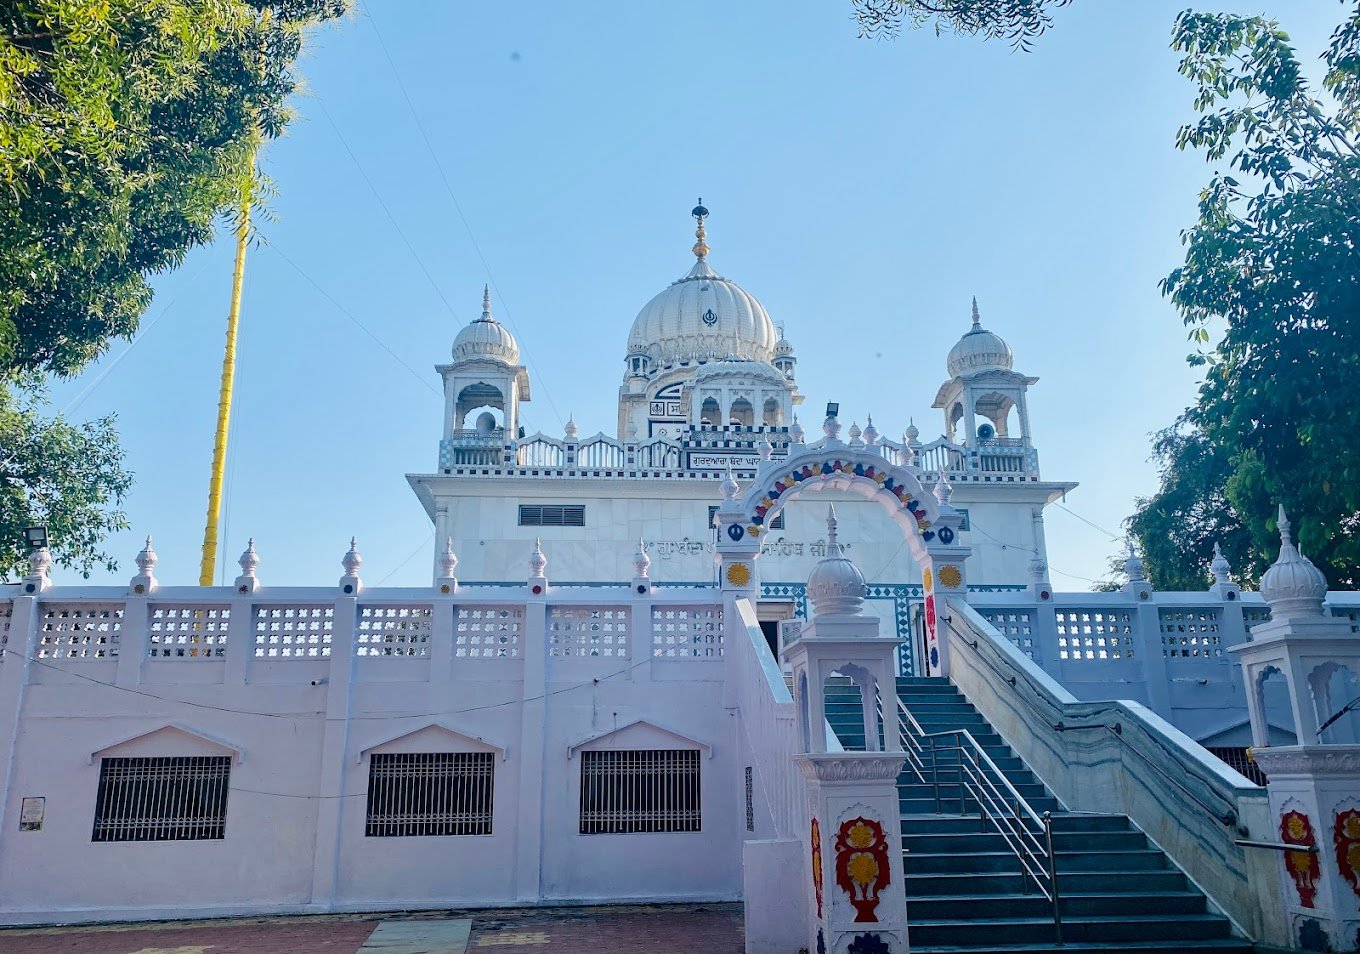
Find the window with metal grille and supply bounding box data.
[92,756,230,842]
[365,753,494,837]
[518,504,585,527]
[579,749,701,834]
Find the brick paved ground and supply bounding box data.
[0,904,744,954]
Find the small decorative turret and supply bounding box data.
[823,410,842,443]
[759,435,773,461]
[23,543,52,595]
[789,415,805,445]
[862,416,879,447]
[529,537,548,593]
[905,421,920,444]
[631,537,652,595]
[339,537,363,595]
[235,538,260,594]
[1207,540,1240,602]
[720,463,741,501]
[1121,541,1150,598]
[1259,506,1329,621]
[807,505,867,618]
[436,537,459,595]
[848,421,863,448]
[1210,542,1232,585]
[564,416,579,441]
[933,468,954,509]
[129,535,158,595]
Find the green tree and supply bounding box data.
[0,0,343,574]
[0,383,132,578]
[1132,5,1360,588]
[851,0,1073,46]
[2,0,345,376]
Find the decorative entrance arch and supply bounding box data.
[714,425,972,675]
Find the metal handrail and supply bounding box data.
[899,699,1063,944]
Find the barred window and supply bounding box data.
[92,756,230,842]
[579,749,701,834]
[518,504,585,527]
[365,753,494,837]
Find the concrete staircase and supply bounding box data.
[821,676,1252,954]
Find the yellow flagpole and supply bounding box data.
[199,169,253,586]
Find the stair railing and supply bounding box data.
[899,699,1064,945]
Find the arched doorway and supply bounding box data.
[713,435,967,675]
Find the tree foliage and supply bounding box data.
[851,0,1073,47]
[1131,4,1360,588]
[0,0,343,574]
[1,0,345,377]
[0,383,132,578]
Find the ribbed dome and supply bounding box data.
[627,257,778,367]
[1260,507,1328,621]
[807,505,866,617]
[453,287,519,364]
[947,298,1013,378]
[774,331,795,357]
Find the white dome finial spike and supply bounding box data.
[1277,504,1293,548]
[481,284,493,319]
[971,296,981,327]
[826,504,839,554]
[691,198,710,260]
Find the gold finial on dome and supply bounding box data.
[691,198,710,260]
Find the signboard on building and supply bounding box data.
[688,451,759,470]
[19,797,44,831]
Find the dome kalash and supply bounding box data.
[626,201,778,369]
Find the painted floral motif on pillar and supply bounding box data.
[1280,810,1321,908]
[1334,808,1360,901]
[811,817,824,918]
[834,816,890,922]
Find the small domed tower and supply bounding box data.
[438,287,531,463]
[932,297,1038,448]
[773,326,796,380]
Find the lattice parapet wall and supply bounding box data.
[253,605,333,658]
[1055,608,1134,660]
[548,607,629,658]
[148,605,229,659]
[652,606,723,658]
[1332,606,1360,633]
[38,604,124,659]
[978,609,1035,659]
[1159,607,1222,658]
[455,606,522,658]
[356,605,432,657]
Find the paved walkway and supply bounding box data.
[0,905,744,954]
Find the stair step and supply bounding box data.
[905,849,1169,874]
[921,891,1207,919]
[909,914,1232,947]
[907,939,1251,954]
[902,830,1147,853]
[902,814,1132,835]
[901,798,1064,815]
[903,868,1191,896]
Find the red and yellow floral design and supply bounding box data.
[834,815,890,923]
[1281,809,1321,908]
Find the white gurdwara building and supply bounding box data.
[409,203,1073,668]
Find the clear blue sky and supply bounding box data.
[43,0,1341,589]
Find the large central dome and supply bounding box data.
[626,205,778,367]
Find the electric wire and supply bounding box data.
[0,645,658,725]
[264,241,440,397]
[61,259,212,416]
[314,99,461,324]
[356,1,567,432]
[373,531,437,587]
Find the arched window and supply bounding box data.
[729,398,755,428]
[762,397,782,427]
[700,397,721,426]
[456,383,506,435]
